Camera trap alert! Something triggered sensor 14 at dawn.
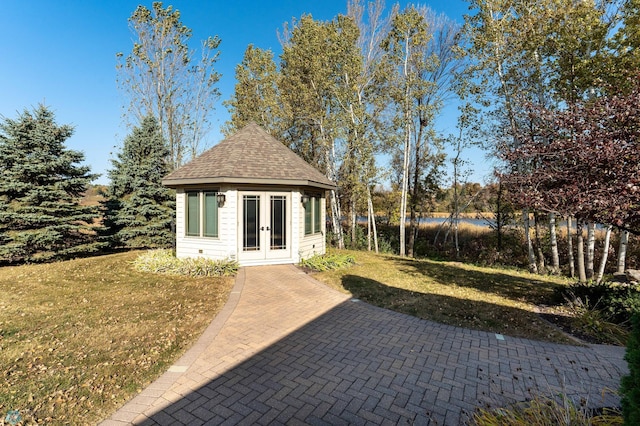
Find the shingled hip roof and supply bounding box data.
[162,122,336,190]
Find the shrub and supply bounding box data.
[299,252,356,272]
[563,292,629,345]
[561,281,640,325]
[621,314,640,426]
[470,393,622,425]
[133,249,238,277]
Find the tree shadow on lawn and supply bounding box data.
[341,274,574,344]
[384,255,564,307]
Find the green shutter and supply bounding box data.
[204,192,219,237]
[186,192,200,236]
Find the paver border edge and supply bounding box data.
[172,267,246,368]
[98,268,246,425]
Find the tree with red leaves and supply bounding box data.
[500,77,640,234]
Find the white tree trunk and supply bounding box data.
[534,213,546,274]
[523,209,538,274]
[549,213,560,274]
[367,201,372,251]
[320,120,344,250]
[398,31,412,258]
[596,225,612,284]
[351,197,357,247]
[586,221,596,279]
[453,146,460,259]
[617,230,629,274]
[567,216,575,278]
[399,131,410,256]
[577,220,587,282]
[367,190,379,253]
[329,189,344,249]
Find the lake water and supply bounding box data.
[358,216,496,228]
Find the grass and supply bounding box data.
[312,249,577,344]
[0,251,234,424]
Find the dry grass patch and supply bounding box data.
[312,250,575,344]
[0,251,234,424]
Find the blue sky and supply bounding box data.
[0,0,489,186]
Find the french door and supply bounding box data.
[238,191,291,262]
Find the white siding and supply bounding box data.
[175,187,327,265]
[175,188,237,261]
[298,195,326,261]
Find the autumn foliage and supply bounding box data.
[500,77,640,234]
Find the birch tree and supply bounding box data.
[499,74,640,284]
[596,225,613,284]
[117,2,221,170]
[346,0,389,252]
[463,0,617,274]
[378,6,430,257]
[462,0,540,272]
[618,230,630,273]
[279,15,359,248]
[586,222,596,279]
[406,6,463,257]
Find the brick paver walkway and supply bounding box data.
[101,264,628,425]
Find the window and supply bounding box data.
[204,192,219,237]
[313,195,321,234]
[186,192,200,236]
[185,191,219,238]
[303,194,322,235]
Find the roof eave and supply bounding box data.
[162,176,337,190]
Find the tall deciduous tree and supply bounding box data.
[463,0,549,273]
[0,105,102,263]
[378,6,429,256]
[279,14,355,248]
[347,0,389,253]
[224,44,282,136]
[117,1,221,170]
[406,6,462,257]
[500,76,640,236]
[462,0,617,274]
[613,0,640,88]
[102,116,175,249]
[379,5,449,257]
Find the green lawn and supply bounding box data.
[0,248,599,423]
[0,251,234,424]
[311,250,576,344]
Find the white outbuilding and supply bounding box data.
[162,122,336,266]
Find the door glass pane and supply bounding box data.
[243,195,260,251]
[270,196,286,250]
[186,192,199,236]
[204,192,218,237]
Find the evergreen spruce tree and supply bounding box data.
[103,115,174,248]
[0,105,102,263]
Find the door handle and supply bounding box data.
[260,226,271,231]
